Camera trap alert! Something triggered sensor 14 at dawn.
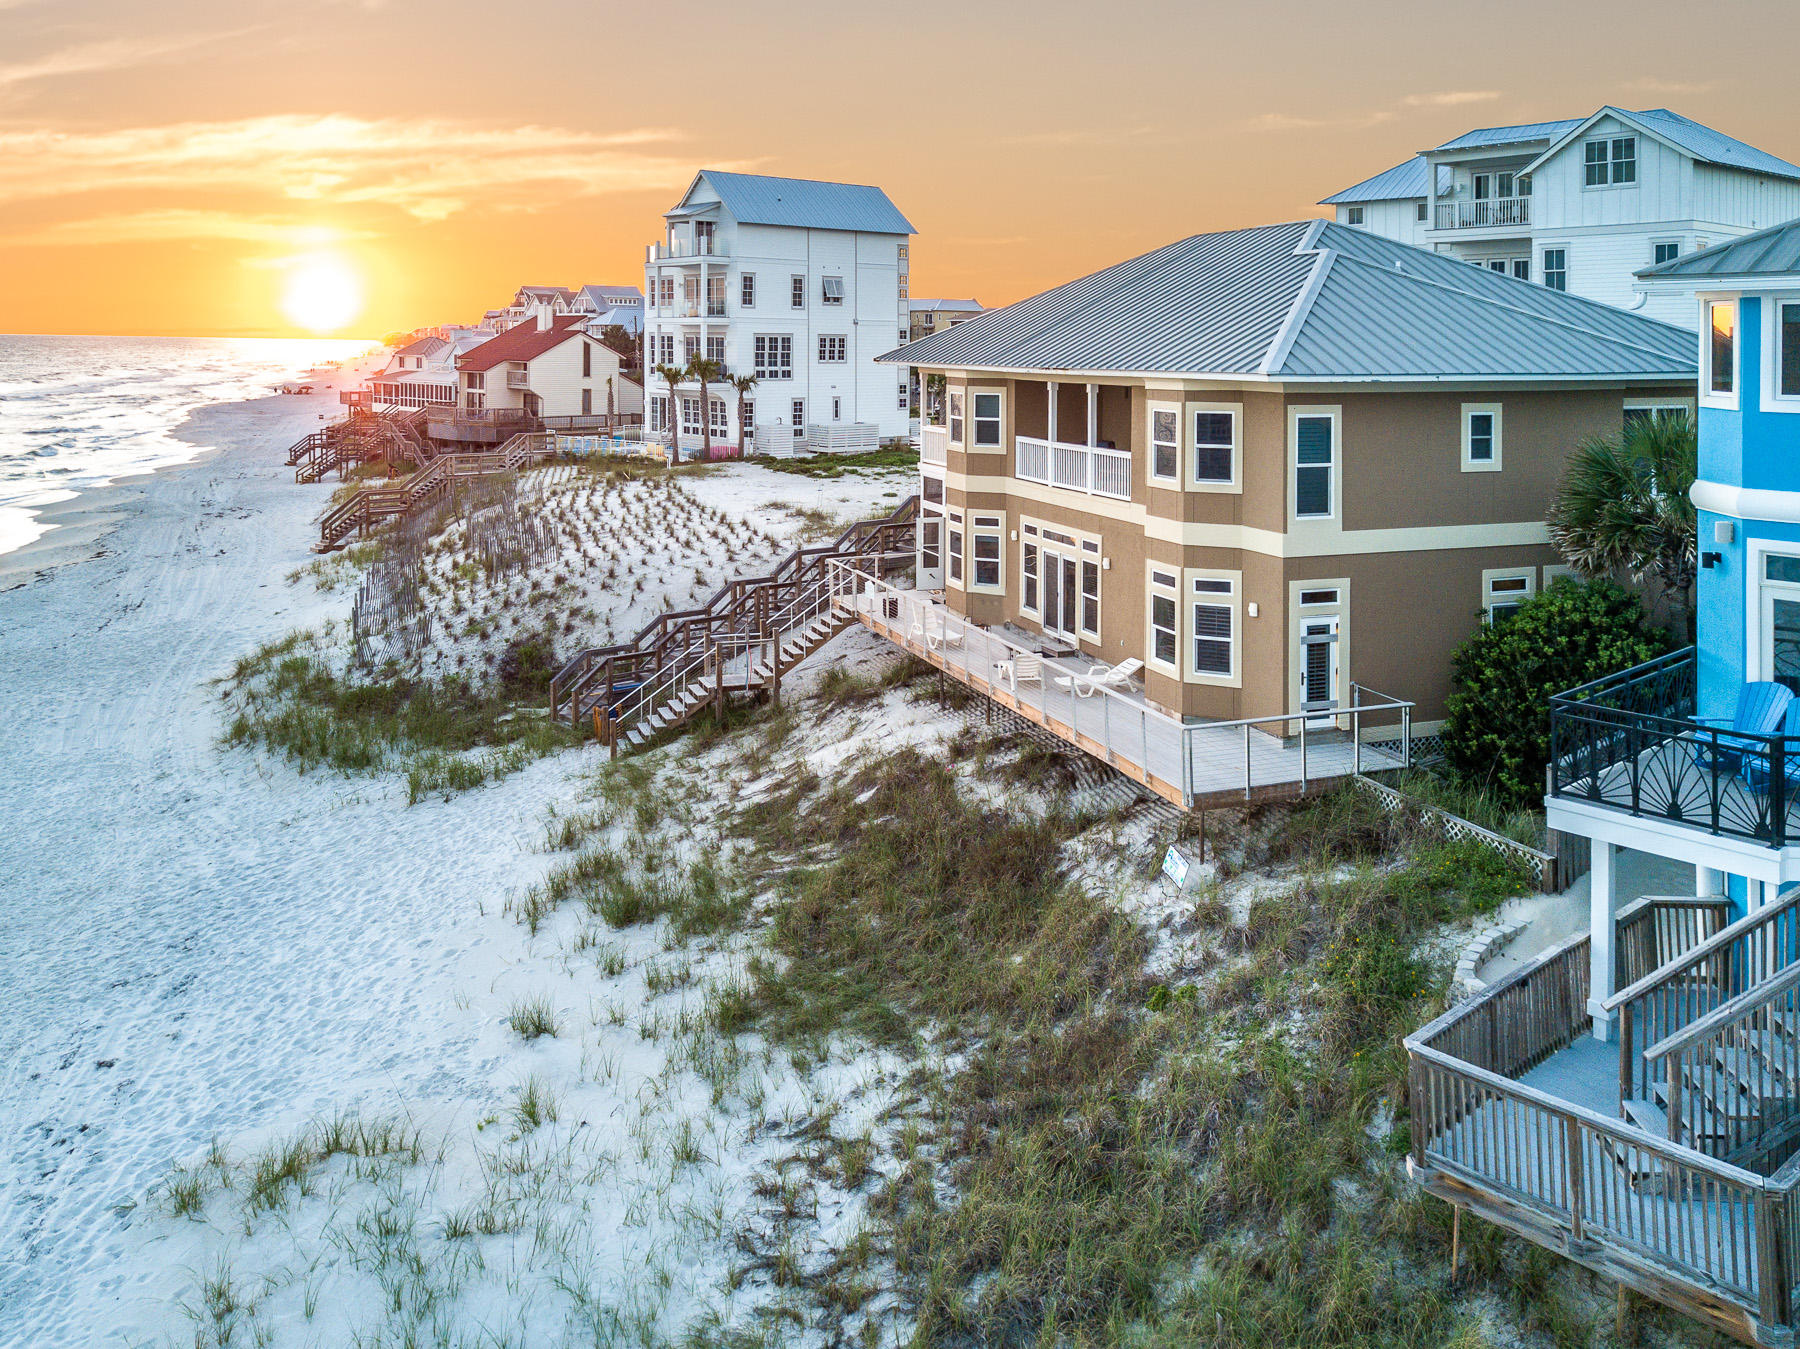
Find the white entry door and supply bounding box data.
[917,511,944,591]
[1299,616,1341,727]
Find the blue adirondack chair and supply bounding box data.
[1739,693,1800,796]
[1693,681,1794,777]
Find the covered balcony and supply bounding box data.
[1433,197,1531,230]
[1012,380,1133,502]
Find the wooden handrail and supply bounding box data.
[1606,888,1800,1013]
[1644,960,1800,1064]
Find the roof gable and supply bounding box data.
[459,315,589,371]
[880,221,1695,381]
[679,170,915,234]
[1638,216,1800,281]
[1520,106,1800,182]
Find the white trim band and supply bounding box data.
[1691,478,1800,525]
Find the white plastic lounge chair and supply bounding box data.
[992,653,1043,691]
[1054,658,1145,698]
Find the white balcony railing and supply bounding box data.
[1016,435,1131,501]
[920,425,948,465]
[1433,198,1531,230]
[646,238,730,262]
[505,370,531,390]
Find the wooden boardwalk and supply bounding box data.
[835,571,1411,810]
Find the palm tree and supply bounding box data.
[728,372,757,457]
[652,362,684,457]
[1548,412,1698,635]
[685,355,727,460]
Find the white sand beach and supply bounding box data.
[0,383,921,1344]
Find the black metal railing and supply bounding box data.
[1550,647,1796,846]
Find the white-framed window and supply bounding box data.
[1585,136,1636,187]
[465,371,485,392]
[682,336,698,364]
[971,390,1002,448]
[1765,298,1800,412]
[1021,534,1040,614]
[1346,206,1365,226]
[1191,576,1235,679]
[1149,405,1179,483]
[947,510,964,586]
[709,399,729,435]
[818,335,847,362]
[1543,249,1567,292]
[1298,585,1340,607]
[1080,550,1100,637]
[899,382,909,410]
[1461,402,1502,472]
[742,398,755,430]
[741,273,755,308]
[948,390,965,445]
[1483,569,1536,624]
[659,276,674,307]
[821,276,845,306]
[972,514,1003,589]
[791,275,805,309]
[791,398,805,435]
[831,397,841,420]
[649,394,668,433]
[1704,298,1738,407]
[1415,201,1428,222]
[1511,258,1530,282]
[1624,399,1694,431]
[706,334,725,364]
[1542,564,1577,590]
[1147,567,1179,673]
[1192,407,1237,487]
[1653,241,1681,267]
[1290,407,1337,521]
[753,334,792,380]
[680,395,702,437]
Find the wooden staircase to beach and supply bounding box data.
[549,496,917,753]
[288,409,435,485]
[314,431,555,551]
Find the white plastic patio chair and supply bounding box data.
[1054,658,1145,698]
[993,653,1043,691]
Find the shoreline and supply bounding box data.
[0,360,370,590]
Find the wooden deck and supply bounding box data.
[835,571,1411,810]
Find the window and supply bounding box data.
[1080,559,1099,636]
[818,335,847,362]
[1462,403,1501,472]
[1585,136,1636,186]
[680,396,701,436]
[791,275,805,309]
[821,276,845,305]
[1192,578,1234,677]
[1487,260,1509,274]
[948,390,965,444]
[706,334,725,365]
[791,398,805,435]
[649,395,668,433]
[947,512,964,585]
[1484,571,1534,624]
[754,334,792,380]
[972,515,1002,588]
[581,387,592,415]
[682,336,698,364]
[1022,542,1039,613]
[742,398,755,429]
[1298,587,1340,607]
[1653,242,1681,266]
[1149,569,1179,669]
[1709,300,1736,397]
[582,343,591,378]
[1347,206,1365,225]
[659,276,674,306]
[1511,258,1530,282]
[1150,408,1179,482]
[1625,402,1691,431]
[741,273,755,308]
[1293,413,1334,519]
[898,382,909,410]
[1193,409,1235,484]
[465,371,485,392]
[1415,201,1428,222]
[710,399,729,435]
[1542,248,1567,291]
[972,391,1001,447]
[831,397,841,420]
[1782,302,1800,399]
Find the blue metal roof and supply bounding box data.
[880,221,1695,381]
[685,171,915,235]
[1631,108,1800,182]
[1319,156,1453,205]
[1436,117,1587,150]
[1638,217,1800,280]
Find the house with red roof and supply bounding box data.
[429,312,642,444]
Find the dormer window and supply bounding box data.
[1585,136,1636,187]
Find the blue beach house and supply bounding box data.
[1405,218,1800,1345]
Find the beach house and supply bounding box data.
[1321,108,1800,328]
[643,170,915,457]
[849,220,1693,806]
[570,284,645,336]
[428,314,642,444]
[1403,218,1800,1347]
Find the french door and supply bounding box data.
[1041,551,1079,642]
[1761,560,1800,694]
[918,511,944,590]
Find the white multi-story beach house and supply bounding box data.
[570,284,644,336]
[1321,107,1800,327]
[644,170,915,456]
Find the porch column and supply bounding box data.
[1085,383,1098,446]
[1750,878,1768,914]
[1588,841,1619,1040]
[1697,865,1724,898]
[1047,380,1058,445]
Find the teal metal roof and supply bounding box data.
[1638,217,1800,280]
[880,221,1695,382]
[686,171,915,235]
[1319,156,1453,205]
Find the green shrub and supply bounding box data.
[1441,577,1671,808]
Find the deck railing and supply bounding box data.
[1014,435,1132,501]
[829,565,1413,808]
[920,425,948,465]
[1408,933,1797,1334]
[1610,888,1800,1111]
[1433,197,1531,230]
[1550,647,1800,848]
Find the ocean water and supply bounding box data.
[0,334,373,555]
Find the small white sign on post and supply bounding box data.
[1161,844,1190,889]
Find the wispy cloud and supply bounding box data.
[0,115,708,223]
[1400,90,1500,108]
[0,31,251,91]
[0,210,372,248]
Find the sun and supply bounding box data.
[280,254,363,334]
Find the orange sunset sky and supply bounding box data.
[4,0,1799,339]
